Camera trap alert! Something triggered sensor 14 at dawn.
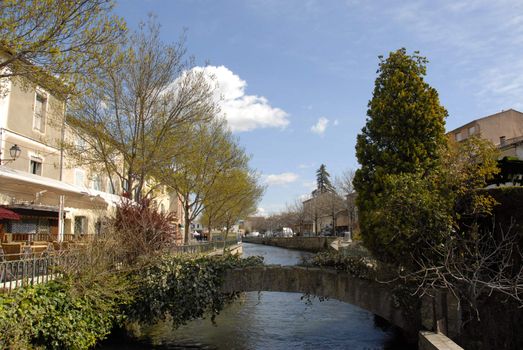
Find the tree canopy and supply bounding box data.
[0,0,125,96]
[353,48,448,264]
[159,118,251,243]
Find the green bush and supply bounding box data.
[305,250,399,282]
[0,274,132,350]
[128,253,263,327]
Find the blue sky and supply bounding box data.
[115,0,523,214]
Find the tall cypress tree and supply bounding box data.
[353,48,448,258]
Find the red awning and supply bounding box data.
[0,207,21,220]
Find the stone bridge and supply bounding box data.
[220,265,418,333]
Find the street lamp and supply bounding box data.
[0,144,22,165]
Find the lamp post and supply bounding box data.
[0,144,21,165]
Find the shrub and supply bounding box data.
[128,253,263,328]
[0,275,132,350]
[113,198,180,262]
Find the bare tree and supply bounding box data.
[285,199,308,235]
[67,18,217,200]
[336,169,357,234]
[400,220,523,320]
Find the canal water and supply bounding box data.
[104,243,414,349]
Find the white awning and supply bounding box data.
[0,165,108,209]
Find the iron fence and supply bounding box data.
[0,238,241,293]
[0,253,70,292]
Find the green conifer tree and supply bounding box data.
[353,48,448,260]
[316,164,334,194]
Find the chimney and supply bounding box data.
[500,136,506,146]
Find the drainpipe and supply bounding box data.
[59,99,67,181]
[58,195,64,242]
[0,128,3,165]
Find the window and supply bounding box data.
[107,179,116,194]
[468,126,476,136]
[91,175,102,191]
[74,169,85,186]
[75,137,86,151]
[95,221,102,235]
[74,216,87,235]
[30,157,42,175]
[33,92,47,132]
[455,132,463,142]
[8,218,49,234]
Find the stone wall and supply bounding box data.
[242,236,336,252]
[419,331,463,350]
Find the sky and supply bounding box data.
[114,0,523,215]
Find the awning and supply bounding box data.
[0,207,21,220]
[0,165,108,209]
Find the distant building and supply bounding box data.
[449,109,523,186]
[448,109,523,147]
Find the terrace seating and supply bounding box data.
[1,242,23,261]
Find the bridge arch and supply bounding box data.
[220,265,419,332]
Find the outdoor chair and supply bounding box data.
[1,242,23,261]
[31,244,48,258]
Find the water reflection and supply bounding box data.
[102,243,414,349]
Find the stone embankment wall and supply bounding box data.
[242,236,336,252]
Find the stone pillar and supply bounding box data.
[420,290,461,340]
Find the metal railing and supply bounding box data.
[0,238,242,292]
[0,253,72,292]
[2,232,93,243]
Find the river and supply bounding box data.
[103,243,414,349]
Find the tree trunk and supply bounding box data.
[207,217,213,242]
[184,198,190,244]
[223,223,230,255]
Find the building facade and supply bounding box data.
[448,109,523,147]
[0,61,183,243]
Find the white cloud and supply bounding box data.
[333,119,339,126]
[311,117,329,136]
[193,65,289,132]
[264,172,299,186]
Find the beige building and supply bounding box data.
[448,109,523,147]
[0,58,183,242]
[448,108,523,187]
[302,192,349,235]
